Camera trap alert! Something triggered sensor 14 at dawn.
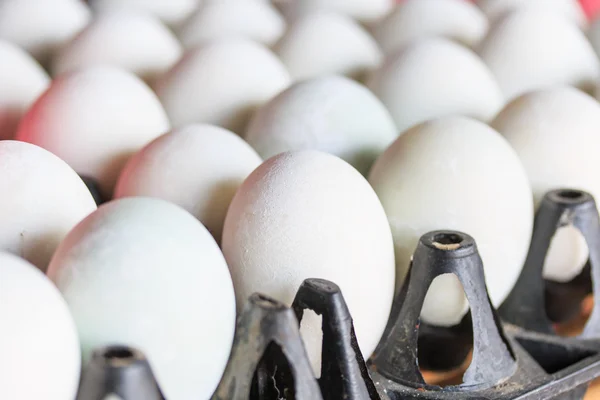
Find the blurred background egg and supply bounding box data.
[222,150,395,373]
[88,0,199,28]
[368,117,533,326]
[115,124,262,241]
[275,0,394,26]
[367,37,504,134]
[476,0,588,28]
[47,197,236,400]
[0,141,96,271]
[16,66,170,198]
[245,75,397,175]
[0,251,81,400]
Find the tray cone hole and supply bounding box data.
[298,309,323,378]
[102,346,138,367]
[250,341,297,400]
[514,336,597,375]
[431,232,464,251]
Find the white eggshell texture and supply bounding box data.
[245,75,397,175]
[16,66,170,197]
[222,150,396,372]
[368,37,504,134]
[0,40,49,140]
[477,9,598,101]
[491,87,600,282]
[47,197,236,400]
[0,251,81,400]
[179,0,286,49]
[115,124,262,241]
[476,0,587,28]
[52,11,182,84]
[0,141,96,271]
[88,0,198,28]
[274,12,382,82]
[373,0,488,56]
[368,117,533,326]
[276,0,394,25]
[155,38,290,133]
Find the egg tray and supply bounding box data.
[73,186,600,400]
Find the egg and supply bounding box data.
[0,40,49,140]
[88,0,198,28]
[115,124,262,241]
[155,38,290,133]
[273,12,382,82]
[0,251,81,400]
[47,197,236,400]
[178,0,286,49]
[245,75,397,175]
[367,37,503,134]
[52,11,182,84]
[476,0,587,29]
[368,117,533,326]
[491,87,600,283]
[373,0,488,56]
[222,150,395,372]
[0,141,96,271]
[0,0,90,66]
[477,9,598,101]
[16,66,170,197]
[276,0,394,26]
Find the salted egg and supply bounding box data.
[155,38,290,133]
[368,116,533,326]
[491,87,600,283]
[477,9,598,101]
[52,11,182,84]
[276,0,394,26]
[0,40,49,140]
[367,37,503,134]
[476,0,587,29]
[222,150,395,372]
[16,66,170,197]
[273,12,382,82]
[179,0,286,49]
[245,75,397,175]
[115,124,262,241]
[373,0,488,56]
[0,141,96,271]
[47,197,236,400]
[88,0,198,28]
[1,252,81,400]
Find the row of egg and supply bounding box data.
[3,0,600,399]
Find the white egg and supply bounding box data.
[0,0,90,66]
[155,38,290,133]
[491,87,600,282]
[47,197,236,400]
[476,0,587,29]
[367,37,504,134]
[368,117,533,326]
[179,0,286,49]
[477,9,598,101]
[16,66,170,197]
[0,252,81,400]
[0,141,96,271]
[115,124,262,241]
[88,0,198,28]
[222,150,395,373]
[52,11,182,84]
[373,0,488,56]
[0,40,49,140]
[245,75,397,175]
[273,12,382,82]
[276,0,394,26]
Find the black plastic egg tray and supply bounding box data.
[75,185,600,400]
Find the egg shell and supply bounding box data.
[273,12,382,82]
[222,150,396,372]
[115,124,262,241]
[155,38,290,133]
[476,0,588,28]
[179,0,286,49]
[477,9,598,101]
[245,75,397,175]
[0,251,81,400]
[276,0,394,26]
[0,0,90,66]
[491,87,600,282]
[373,0,488,56]
[367,37,504,134]
[88,0,198,28]
[0,40,49,140]
[16,66,170,197]
[368,116,533,326]
[0,141,96,271]
[52,11,182,84]
[47,197,236,400]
